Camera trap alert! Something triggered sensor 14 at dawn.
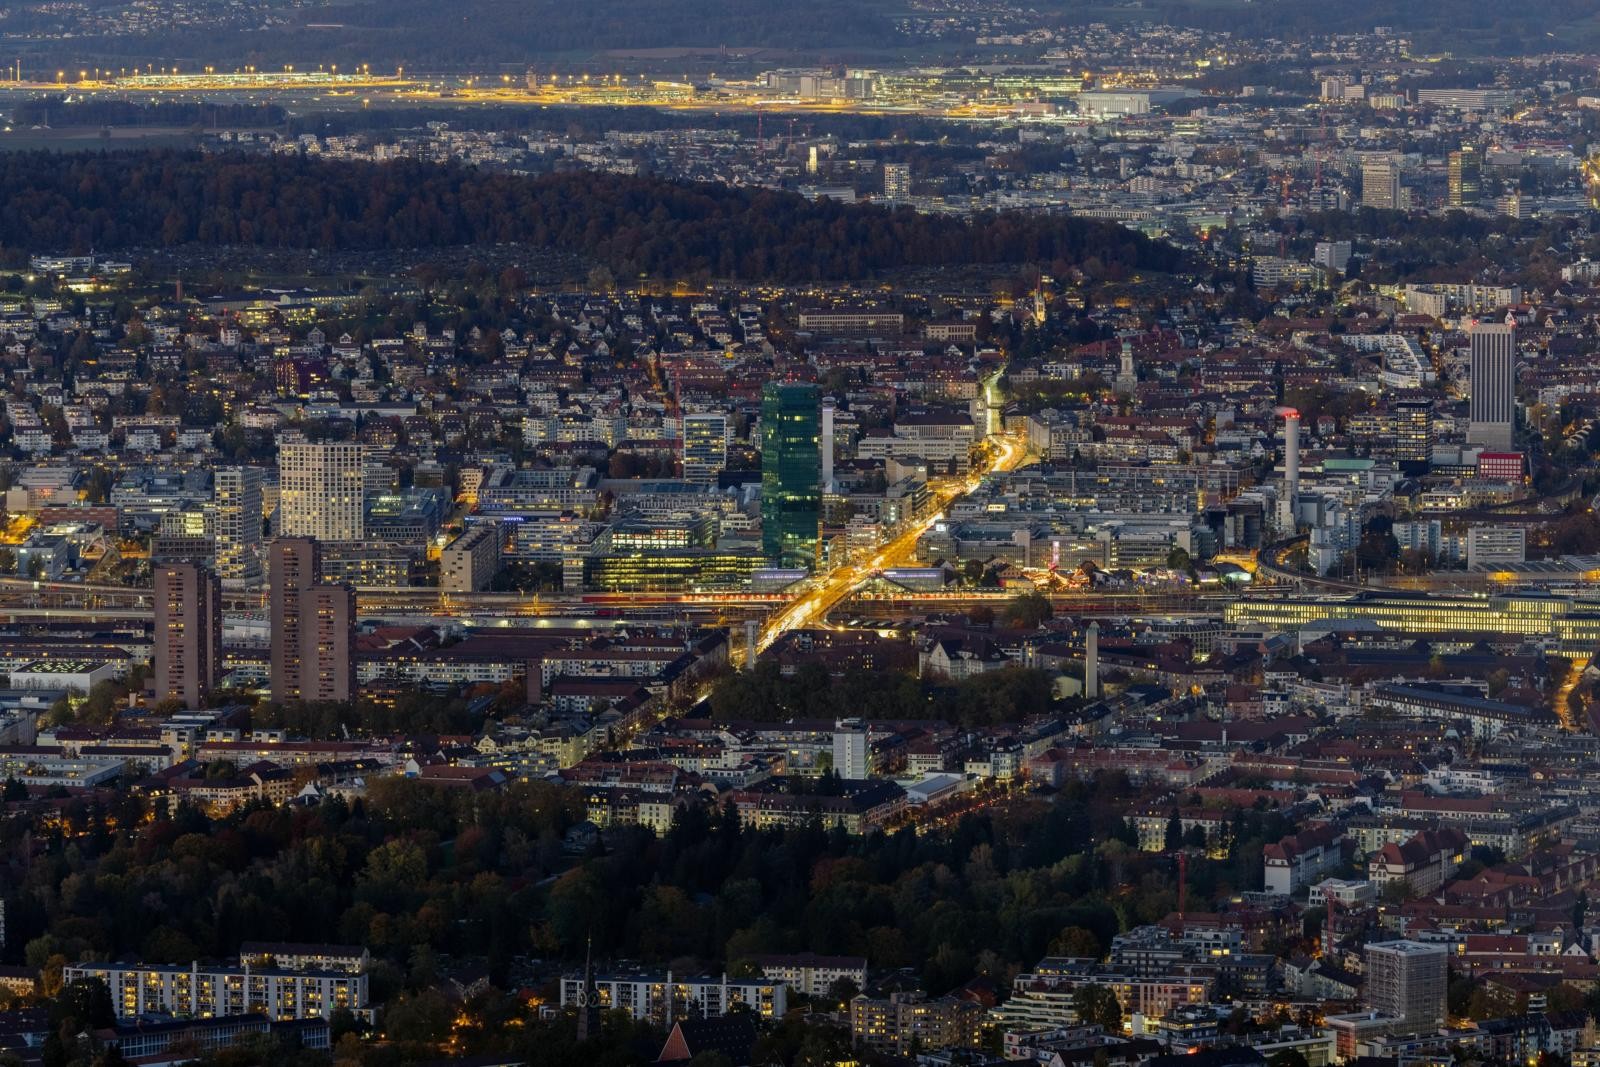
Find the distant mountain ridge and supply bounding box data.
[5,0,1590,67]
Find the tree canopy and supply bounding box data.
[0,151,1185,284]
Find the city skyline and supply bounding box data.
[2,9,1600,1067]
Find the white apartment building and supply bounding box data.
[559,972,788,1022]
[64,961,370,1022]
[278,442,365,542]
[756,954,867,997]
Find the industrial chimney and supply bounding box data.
[1278,407,1301,531]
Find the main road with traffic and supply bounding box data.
[748,430,1031,660]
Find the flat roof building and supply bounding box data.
[1363,941,1447,1032]
[64,960,369,1022]
[154,562,223,710]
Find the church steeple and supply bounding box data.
[1116,338,1137,396]
[575,934,600,1042]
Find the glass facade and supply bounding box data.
[583,550,762,592]
[1448,147,1481,207]
[1226,592,1600,653]
[761,383,821,569]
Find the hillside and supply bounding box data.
[0,150,1186,283]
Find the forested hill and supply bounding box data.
[21,0,903,67]
[0,151,1184,283]
[12,0,1590,68]
[1097,0,1600,55]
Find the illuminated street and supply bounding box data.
[752,430,1030,657]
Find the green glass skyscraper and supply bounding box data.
[761,382,821,569]
[1448,146,1481,208]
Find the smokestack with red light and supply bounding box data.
[1284,407,1301,492]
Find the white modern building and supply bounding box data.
[832,719,870,779]
[756,953,867,997]
[559,972,788,1022]
[1466,525,1526,570]
[64,961,371,1022]
[278,441,366,543]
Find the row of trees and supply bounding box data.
[285,104,968,146]
[13,98,285,128]
[245,688,499,739]
[703,661,1059,727]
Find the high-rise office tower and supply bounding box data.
[278,441,365,543]
[1362,156,1401,210]
[882,162,910,200]
[1393,400,1433,464]
[269,538,356,705]
[681,413,730,486]
[761,382,821,569]
[213,466,264,589]
[1363,941,1447,1030]
[153,562,222,709]
[1468,321,1516,451]
[1448,147,1481,208]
